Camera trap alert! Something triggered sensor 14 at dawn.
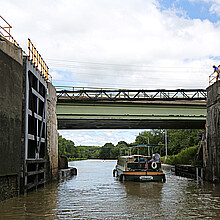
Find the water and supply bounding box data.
[0,160,220,219]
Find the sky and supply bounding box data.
[1,0,220,146]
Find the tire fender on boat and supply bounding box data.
[151,161,157,169]
[119,174,124,181]
[113,169,118,177]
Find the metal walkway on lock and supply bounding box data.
[56,87,207,130]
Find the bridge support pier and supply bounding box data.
[205,81,220,182]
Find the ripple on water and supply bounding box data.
[0,160,220,219]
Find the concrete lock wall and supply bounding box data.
[47,83,58,180]
[0,36,24,200]
[0,35,59,201]
[206,81,220,182]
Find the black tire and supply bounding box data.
[113,169,116,177]
[162,174,166,182]
[113,169,118,177]
[119,174,124,181]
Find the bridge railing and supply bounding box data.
[56,88,207,101]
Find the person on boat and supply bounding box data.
[150,153,160,162]
[150,154,155,162]
[154,152,161,162]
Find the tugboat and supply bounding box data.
[113,154,166,182]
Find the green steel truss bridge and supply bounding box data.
[56,87,207,130]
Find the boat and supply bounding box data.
[113,154,166,182]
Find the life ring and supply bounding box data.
[151,161,157,169]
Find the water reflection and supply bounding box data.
[0,182,59,219]
[0,160,220,219]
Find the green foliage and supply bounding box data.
[58,134,75,158]
[99,143,120,159]
[162,145,199,165]
[58,134,117,160]
[58,134,87,160]
[135,129,164,145]
[167,129,202,155]
[58,129,203,164]
[133,129,202,156]
[134,129,165,155]
[116,141,128,148]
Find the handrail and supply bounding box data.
[0,15,26,55]
[28,39,52,83]
[55,86,115,91]
[0,16,52,83]
[56,88,207,101]
[209,71,217,85]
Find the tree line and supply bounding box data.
[58,129,203,162]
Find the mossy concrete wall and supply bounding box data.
[206,81,220,182]
[0,36,24,200]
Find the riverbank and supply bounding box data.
[68,158,87,161]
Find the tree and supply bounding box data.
[58,134,75,158]
[167,129,202,155]
[134,130,165,155]
[99,143,119,159]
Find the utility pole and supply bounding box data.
[165,130,168,160]
[147,137,150,156]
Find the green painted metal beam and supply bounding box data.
[56,101,206,129]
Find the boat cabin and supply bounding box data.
[116,155,162,172]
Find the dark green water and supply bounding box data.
[0,160,220,219]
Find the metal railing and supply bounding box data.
[0,16,52,83]
[0,15,26,54]
[55,86,115,91]
[56,88,207,102]
[209,71,217,85]
[28,39,52,82]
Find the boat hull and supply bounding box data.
[116,169,166,182]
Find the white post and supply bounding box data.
[165,130,168,160]
[147,137,150,156]
[201,168,203,180]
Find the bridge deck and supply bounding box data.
[56,100,206,129]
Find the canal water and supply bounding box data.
[0,160,220,219]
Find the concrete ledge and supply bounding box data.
[162,164,175,172]
[175,165,204,180]
[58,167,77,179]
[0,35,23,65]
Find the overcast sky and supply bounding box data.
[1,0,220,146]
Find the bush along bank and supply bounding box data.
[162,145,202,166]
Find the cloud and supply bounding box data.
[2,0,219,144]
[2,0,220,90]
[58,130,145,146]
[209,1,220,15]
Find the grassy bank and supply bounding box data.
[162,145,201,166]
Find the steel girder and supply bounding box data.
[56,89,207,102]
